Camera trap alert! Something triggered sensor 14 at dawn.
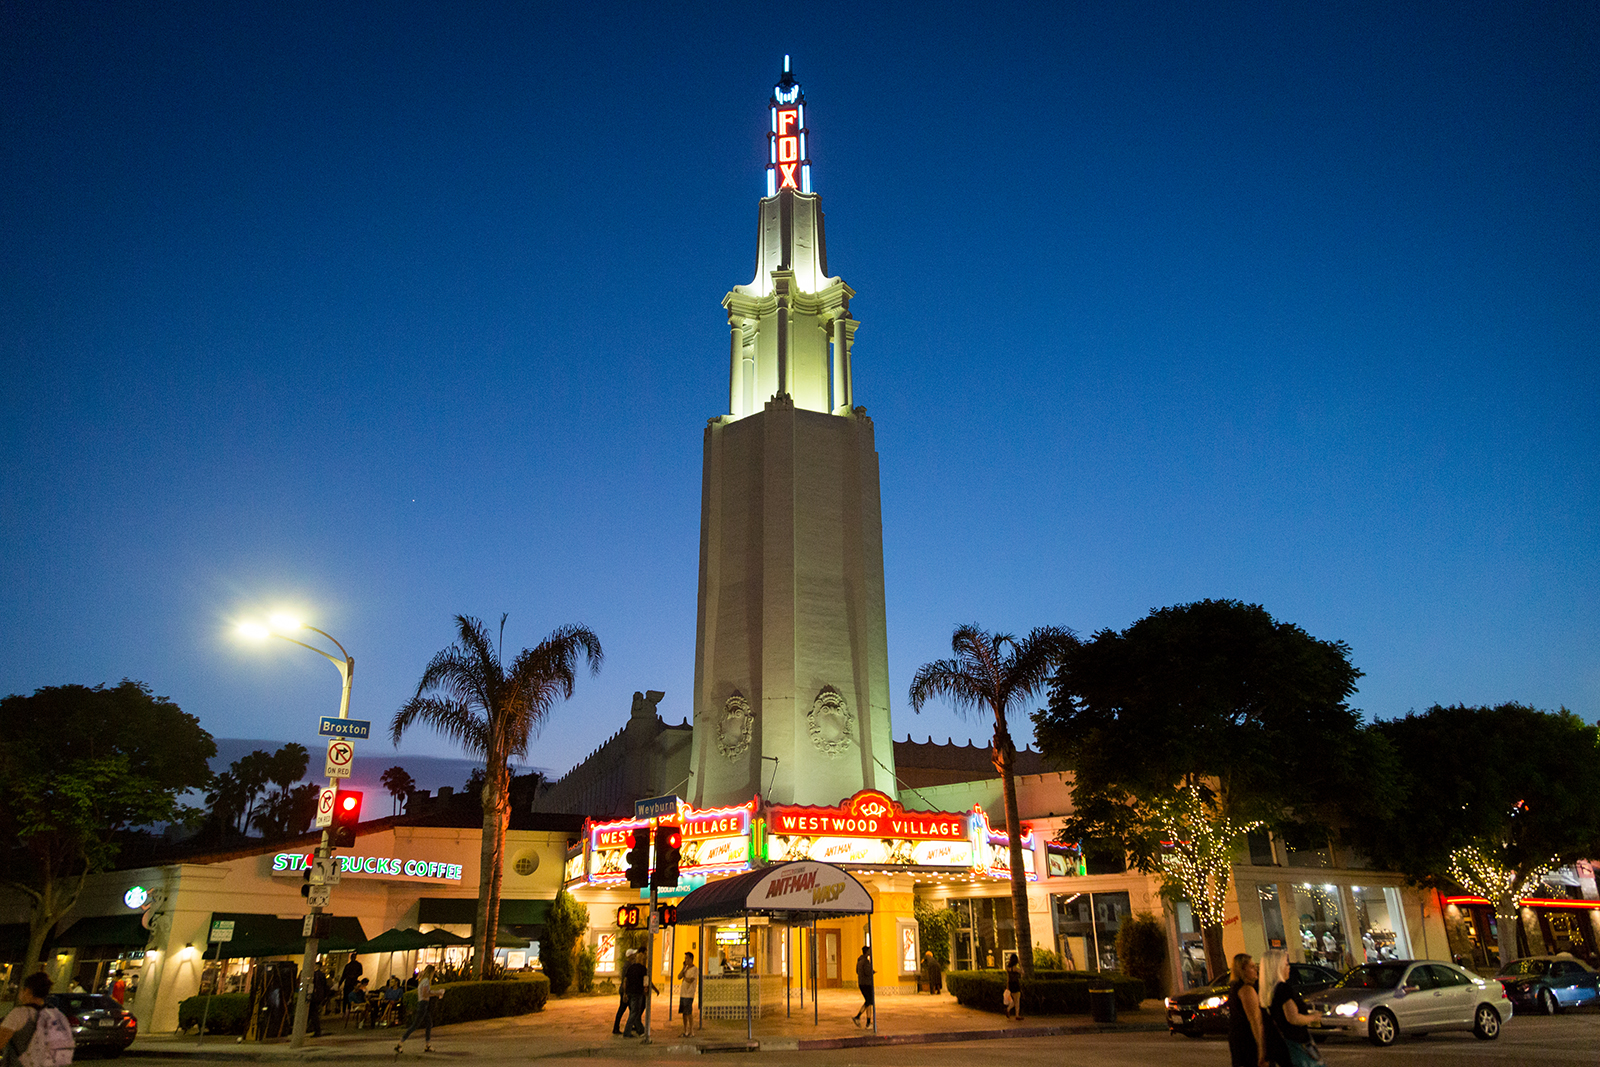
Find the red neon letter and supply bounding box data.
[778,163,798,188]
[777,108,798,135]
[777,135,799,163]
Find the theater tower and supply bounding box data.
[689,60,896,808]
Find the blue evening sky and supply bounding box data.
[3,2,1595,781]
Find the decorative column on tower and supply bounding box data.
[690,59,896,809]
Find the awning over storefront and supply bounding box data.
[675,861,873,925]
[54,914,150,950]
[417,897,550,926]
[205,913,368,959]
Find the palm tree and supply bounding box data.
[392,614,602,979]
[909,624,1070,977]
[380,765,417,816]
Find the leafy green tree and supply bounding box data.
[1034,599,1378,980]
[392,614,602,979]
[910,624,1071,977]
[380,765,417,815]
[540,889,589,995]
[1115,911,1169,998]
[1344,703,1600,966]
[914,898,957,967]
[0,681,215,972]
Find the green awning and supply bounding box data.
[417,897,550,926]
[358,928,434,953]
[205,913,367,960]
[56,915,151,949]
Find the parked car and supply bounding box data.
[1306,960,1511,1046]
[1494,955,1600,1014]
[1166,963,1341,1037]
[45,993,138,1057]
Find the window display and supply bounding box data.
[1293,883,1348,969]
[1350,885,1410,961]
[1050,891,1130,972]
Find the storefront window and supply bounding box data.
[950,897,1015,970]
[1050,891,1130,972]
[1258,884,1287,951]
[1292,883,1347,968]
[1350,886,1410,961]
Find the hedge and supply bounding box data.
[400,975,549,1026]
[944,969,1145,1015]
[177,994,253,1035]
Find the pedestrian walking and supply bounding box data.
[1004,952,1023,1020]
[852,946,874,1027]
[621,950,657,1037]
[676,952,698,1037]
[1260,949,1324,1067]
[612,951,635,1035]
[1226,953,1268,1067]
[922,950,942,995]
[394,964,442,1056]
[341,957,364,1019]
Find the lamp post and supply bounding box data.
[238,615,354,1049]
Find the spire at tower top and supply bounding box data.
[767,57,811,196]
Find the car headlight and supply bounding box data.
[1199,995,1226,1010]
[1164,997,1174,1009]
[1333,1001,1360,1017]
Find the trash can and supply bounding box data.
[1088,987,1117,1024]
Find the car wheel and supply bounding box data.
[1368,1007,1398,1047]
[1538,988,1558,1015]
[1473,1004,1501,1040]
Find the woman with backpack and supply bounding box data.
[1,972,76,1067]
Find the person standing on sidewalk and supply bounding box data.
[612,951,635,1035]
[394,964,441,1056]
[852,946,874,1027]
[676,952,698,1037]
[309,965,330,1037]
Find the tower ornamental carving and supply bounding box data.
[807,686,854,758]
[717,692,754,760]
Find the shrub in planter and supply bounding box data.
[399,975,549,1027]
[944,970,1144,1015]
[1115,912,1168,1000]
[177,993,253,1035]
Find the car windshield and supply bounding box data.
[1335,963,1409,990]
[52,994,117,1012]
[1496,959,1549,978]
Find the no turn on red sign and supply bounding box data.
[315,785,337,828]
[325,738,354,779]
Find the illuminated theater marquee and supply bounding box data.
[766,58,811,196]
[584,799,756,885]
[766,790,978,869]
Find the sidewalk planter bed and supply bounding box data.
[177,993,253,1034]
[401,975,549,1026]
[944,969,1144,1015]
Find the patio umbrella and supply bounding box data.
[495,928,531,948]
[421,928,473,946]
[358,928,434,953]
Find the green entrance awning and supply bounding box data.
[55,915,150,949]
[416,897,550,926]
[205,913,368,960]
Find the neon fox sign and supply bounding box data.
[767,56,811,196]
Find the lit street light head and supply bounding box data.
[237,621,270,641]
[269,613,303,632]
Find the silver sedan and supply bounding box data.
[1305,959,1514,1047]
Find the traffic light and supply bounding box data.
[301,869,312,899]
[658,904,677,927]
[330,790,363,848]
[652,824,681,888]
[625,827,650,888]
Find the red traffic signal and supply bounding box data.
[625,827,651,888]
[330,789,363,848]
[652,824,681,888]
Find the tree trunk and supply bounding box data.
[1494,891,1520,970]
[483,764,510,979]
[994,725,1036,977]
[473,755,502,980]
[1202,923,1226,985]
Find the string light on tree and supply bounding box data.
[1151,784,1263,932]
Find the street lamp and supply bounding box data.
[236,613,354,1049]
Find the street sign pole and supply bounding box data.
[643,815,658,1044]
[290,651,353,1049]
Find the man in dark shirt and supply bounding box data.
[622,952,657,1037]
[853,946,874,1027]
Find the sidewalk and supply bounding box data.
[127,988,1167,1060]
